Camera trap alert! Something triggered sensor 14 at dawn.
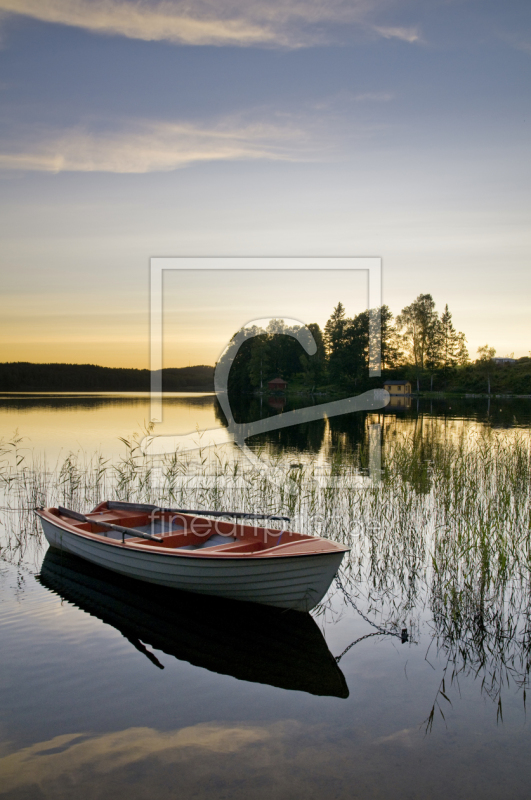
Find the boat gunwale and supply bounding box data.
[35,507,350,560]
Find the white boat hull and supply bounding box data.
[39,517,344,612]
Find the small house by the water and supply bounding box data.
[383,380,411,396]
[268,377,287,391]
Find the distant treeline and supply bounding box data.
[0,363,214,392]
[225,295,531,395]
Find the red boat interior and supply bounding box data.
[47,502,322,556]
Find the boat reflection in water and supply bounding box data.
[38,548,349,699]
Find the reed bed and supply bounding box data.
[1,425,531,719]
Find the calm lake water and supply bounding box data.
[1,393,531,799]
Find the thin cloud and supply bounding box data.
[373,25,420,43]
[0,117,314,173]
[0,0,278,46]
[0,0,422,48]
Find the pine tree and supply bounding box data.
[380,305,402,370]
[455,332,469,366]
[324,303,346,357]
[324,303,347,382]
[439,304,456,368]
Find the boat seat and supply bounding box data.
[196,541,266,553]
[133,522,185,537]
[176,533,236,551]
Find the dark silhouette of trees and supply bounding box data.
[299,323,326,386]
[218,297,483,396]
[0,362,214,392]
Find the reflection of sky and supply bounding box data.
[0,1,530,364]
[2,393,529,462]
[0,393,217,459]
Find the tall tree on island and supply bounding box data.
[396,294,440,389]
[324,302,347,381]
[380,305,402,370]
[455,332,470,366]
[440,304,469,371]
[343,306,401,378]
[321,304,400,387]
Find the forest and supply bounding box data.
[0,363,214,392]
[225,294,531,396]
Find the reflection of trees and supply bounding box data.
[325,411,368,468]
[213,395,327,454]
[249,419,326,456]
[0,396,155,412]
[215,397,376,463]
[213,395,228,427]
[214,394,531,483]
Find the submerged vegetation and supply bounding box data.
[1,424,531,725]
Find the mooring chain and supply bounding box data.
[335,631,385,662]
[334,576,408,659]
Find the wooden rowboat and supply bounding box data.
[35,501,349,612]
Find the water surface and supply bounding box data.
[1,393,530,799]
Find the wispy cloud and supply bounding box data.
[0,0,277,46]
[0,0,421,48]
[373,25,420,43]
[0,116,315,173]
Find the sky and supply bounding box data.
[0,0,530,368]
